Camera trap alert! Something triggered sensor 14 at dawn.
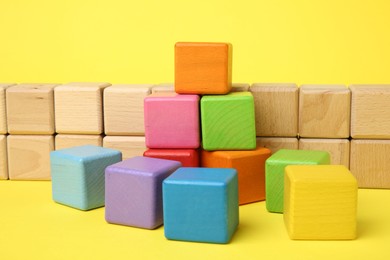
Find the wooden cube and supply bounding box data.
[151,83,174,94]
[201,92,256,150]
[0,135,7,179]
[265,149,330,213]
[299,85,350,138]
[144,149,199,167]
[7,135,54,180]
[350,140,390,188]
[250,83,298,137]
[299,138,350,168]
[231,83,250,92]
[103,136,147,160]
[104,84,152,135]
[55,134,103,150]
[201,146,271,204]
[105,156,181,229]
[284,165,358,240]
[55,82,110,134]
[256,137,298,153]
[175,42,232,94]
[350,85,390,138]
[0,83,15,134]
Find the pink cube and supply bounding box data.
[144,93,200,149]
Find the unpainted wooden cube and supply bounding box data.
[350,85,390,138]
[256,137,298,153]
[55,82,111,134]
[103,136,147,160]
[7,135,54,180]
[104,84,152,135]
[250,83,298,137]
[0,135,7,179]
[0,83,15,134]
[151,83,174,94]
[299,85,350,138]
[55,134,103,150]
[350,140,390,188]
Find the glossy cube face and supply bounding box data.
[144,93,200,149]
[201,92,256,151]
[105,156,181,229]
[175,42,232,94]
[163,167,239,244]
[50,145,122,210]
[143,149,199,167]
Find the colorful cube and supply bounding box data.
[265,149,330,213]
[201,146,271,204]
[51,145,122,210]
[201,92,256,151]
[163,167,239,244]
[144,149,199,167]
[144,93,200,149]
[284,165,358,240]
[105,156,181,229]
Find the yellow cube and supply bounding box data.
[284,165,358,240]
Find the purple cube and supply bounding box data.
[105,156,181,229]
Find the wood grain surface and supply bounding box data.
[0,135,7,179]
[103,136,147,160]
[55,134,103,150]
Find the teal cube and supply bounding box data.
[201,92,256,150]
[51,145,122,210]
[163,167,239,244]
[265,149,330,213]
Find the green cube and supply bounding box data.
[265,149,330,213]
[201,92,256,151]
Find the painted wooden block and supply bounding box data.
[250,83,298,137]
[231,83,250,92]
[103,136,147,160]
[350,139,390,188]
[256,137,298,153]
[104,84,152,135]
[284,165,358,240]
[350,85,390,138]
[265,149,330,213]
[6,83,57,134]
[175,42,232,94]
[105,156,181,229]
[55,134,103,150]
[54,82,111,134]
[1,83,15,134]
[151,83,174,94]
[51,145,121,210]
[163,167,239,244]
[144,149,199,167]
[299,138,350,168]
[7,135,54,180]
[144,93,200,149]
[0,135,7,180]
[299,85,350,138]
[201,146,271,204]
[201,92,256,150]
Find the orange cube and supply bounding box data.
[201,146,271,205]
[175,42,232,94]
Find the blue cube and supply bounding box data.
[163,167,239,244]
[51,145,122,210]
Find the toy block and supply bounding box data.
[175,42,232,94]
[55,134,103,150]
[6,83,57,134]
[0,135,7,180]
[201,92,256,150]
[7,135,54,180]
[299,138,350,168]
[144,93,200,149]
[256,137,298,153]
[231,83,250,92]
[51,145,121,210]
[350,139,390,188]
[250,83,298,137]
[1,83,15,134]
[163,167,239,244]
[104,84,152,135]
[284,165,358,240]
[103,136,147,160]
[55,82,111,134]
[201,146,271,204]
[350,85,390,138]
[265,149,330,213]
[105,156,181,229]
[151,83,174,94]
[299,85,350,138]
[144,149,199,167]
